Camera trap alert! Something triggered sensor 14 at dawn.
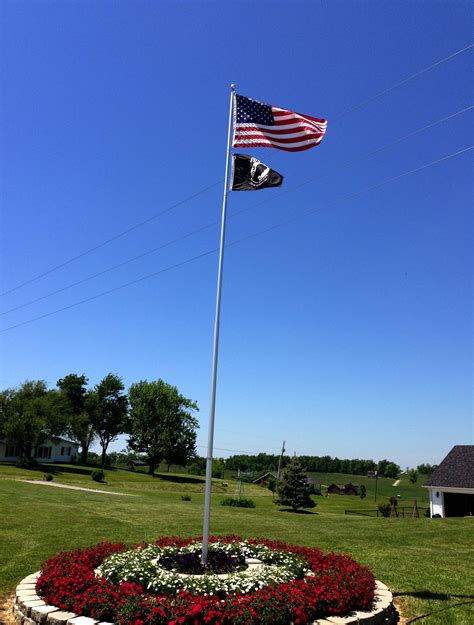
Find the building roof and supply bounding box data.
[51,437,80,445]
[423,446,474,489]
[303,474,320,485]
[252,471,277,483]
[0,436,79,446]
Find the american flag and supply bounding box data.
[233,94,327,152]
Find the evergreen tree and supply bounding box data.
[275,457,315,512]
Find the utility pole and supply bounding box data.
[277,441,286,480]
[272,441,286,502]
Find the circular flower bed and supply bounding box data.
[36,535,376,625]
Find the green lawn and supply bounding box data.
[0,463,472,624]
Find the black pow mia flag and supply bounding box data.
[231,154,283,191]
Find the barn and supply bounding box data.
[326,483,359,495]
[422,445,473,518]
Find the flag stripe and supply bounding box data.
[237,121,325,133]
[235,131,324,143]
[272,107,326,123]
[235,126,324,138]
[234,137,324,149]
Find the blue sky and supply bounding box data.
[1,1,472,468]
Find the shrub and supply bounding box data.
[359,484,367,499]
[181,494,191,501]
[15,456,37,469]
[221,497,255,508]
[267,476,276,492]
[44,473,53,482]
[92,469,105,482]
[377,503,391,517]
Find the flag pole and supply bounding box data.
[201,83,236,567]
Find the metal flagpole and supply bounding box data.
[201,83,236,567]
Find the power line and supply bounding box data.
[3,105,471,317]
[0,181,221,298]
[332,43,473,122]
[2,43,472,298]
[196,444,264,455]
[0,221,217,315]
[2,145,470,334]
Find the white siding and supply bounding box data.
[429,489,444,517]
[0,440,79,463]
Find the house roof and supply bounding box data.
[423,446,474,489]
[51,437,80,446]
[0,436,79,446]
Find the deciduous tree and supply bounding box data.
[127,379,198,475]
[92,374,128,466]
[57,374,96,464]
[1,380,66,464]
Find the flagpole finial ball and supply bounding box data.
[231,84,236,91]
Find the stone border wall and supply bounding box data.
[13,572,397,625]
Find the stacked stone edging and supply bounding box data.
[13,572,397,625]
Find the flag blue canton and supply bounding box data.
[235,95,274,125]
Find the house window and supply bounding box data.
[61,447,65,456]
[68,447,71,455]
[37,446,52,459]
[5,445,21,457]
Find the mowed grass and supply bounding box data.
[0,464,473,624]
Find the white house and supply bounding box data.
[0,436,80,464]
[422,445,473,518]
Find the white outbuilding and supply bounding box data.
[422,445,473,518]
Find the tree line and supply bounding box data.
[223,453,402,478]
[0,374,199,474]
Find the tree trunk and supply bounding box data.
[80,442,89,464]
[101,444,108,467]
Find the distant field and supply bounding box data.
[306,471,430,513]
[0,463,472,624]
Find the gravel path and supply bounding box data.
[392,479,401,486]
[15,479,136,496]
